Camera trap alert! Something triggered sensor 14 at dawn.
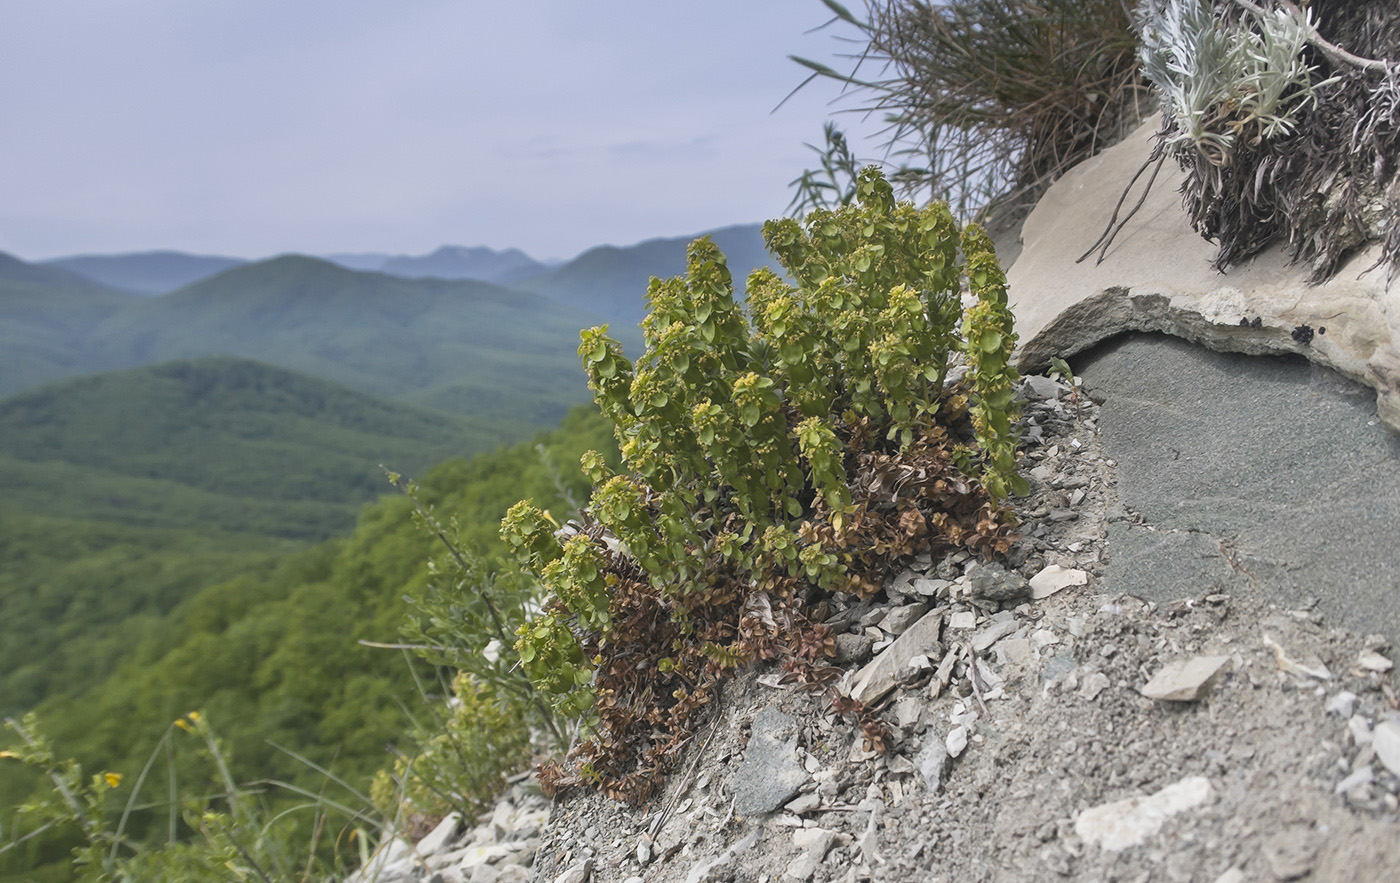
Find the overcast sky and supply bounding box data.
[0,1,890,263]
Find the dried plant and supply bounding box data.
[789,0,1149,222]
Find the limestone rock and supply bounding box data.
[835,632,876,664]
[416,812,462,858]
[881,601,932,636]
[1140,656,1233,702]
[1022,374,1065,401]
[1327,691,1359,718]
[1358,650,1394,673]
[554,858,593,883]
[791,826,836,866]
[1028,564,1088,600]
[915,738,949,793]
[970,617,1019,653]
[1074,776,1214,851]
[733,708,808,817]
[967,562,1032,603]
[948,610,976,630]
[1079,670,1110,701]
[1008,115,1400,433]
[945,726,968,758]
[1373,720,1400,776]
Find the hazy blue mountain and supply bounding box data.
[44,250,247,294]
[379,245,547,284]
[0,251,135,396]
[88,255,600,423]
[0,356,497,538]
[512,223,780,328]
[322,251,395,272]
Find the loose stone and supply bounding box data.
[1029,564,1089,599]
[1140,656,1233,702]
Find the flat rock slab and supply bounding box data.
[846,608,945,705]
[1079,334,1400,645]
[732,708,807,818]
[1028,564,1088,600]
[1006,115,1400,432]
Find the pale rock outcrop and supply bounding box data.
[1007,116,1400,433]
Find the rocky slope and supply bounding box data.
[359,375,1400,883]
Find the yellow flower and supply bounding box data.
[103,772,122,789]
[175,711,203,732]
[0,750,18,759]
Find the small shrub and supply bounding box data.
[507,168,1021,802]
[371,674,531,823]
[388,470,568,747]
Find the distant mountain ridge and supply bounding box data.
[2,250,127,292]
[379,245,547,284]
[2,252,602,422]
[320,245,549,284]
[513,223,777,326]
[44,250,247,294]
[0,250,136,396]
[43,244,551,293]
[4,221,777,408]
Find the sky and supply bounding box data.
[0,1,891,263]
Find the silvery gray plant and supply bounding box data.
[1082,0,1399,282]
[1138,0,1334,163]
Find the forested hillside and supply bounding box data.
[89,256,597,420]
[0,407,618,883]
[0,224,776,881]
[0,357,500,531]
[0,355,502,763]
[42,252,246,295]
[0,253,135,397]
[515,223,775,326]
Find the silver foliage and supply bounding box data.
[1138,0,1336,163]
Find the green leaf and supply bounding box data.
[983,387,1015,409]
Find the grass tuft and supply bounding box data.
[791,0,1149,222]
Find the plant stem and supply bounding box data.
[4,717,97,839]
[1232,0,1393,74]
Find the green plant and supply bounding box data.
[961,224,1029,501]
[370,673,531,823]
[508,168,1020,803]
[1,712,378,882]
[387,471,567,748]
[1139,0,1332,164]
[1048,357,1084,420]
[787,122,864,214]
[789,0,1147,221]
